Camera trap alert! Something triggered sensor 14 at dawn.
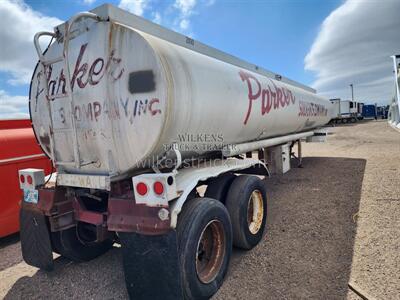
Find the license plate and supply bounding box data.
[24,189,39,204]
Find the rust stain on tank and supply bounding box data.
[39,133,51,154]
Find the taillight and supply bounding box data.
[153,181,164,195]
[27,175,33,185]
[136,182,148,196]
[20,175,25,183]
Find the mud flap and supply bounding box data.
[20,206,54,271]
[119,230,183,300]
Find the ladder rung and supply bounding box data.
[42,56,64,66]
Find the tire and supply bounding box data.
[225,175,267,250]
[177,198,232,300]
[51,223,113,262]
[204,173,236,203]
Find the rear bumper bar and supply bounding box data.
[29,179,172,236]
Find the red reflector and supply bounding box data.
[136,182,148,196]
[27,175,33,185]
[153,181,164,195]
[20,175,25,183]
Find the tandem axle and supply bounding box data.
[19,155,271,299]
[19,135,325,299]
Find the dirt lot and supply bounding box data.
[1,120,399,299]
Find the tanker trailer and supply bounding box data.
[19,4,332,299]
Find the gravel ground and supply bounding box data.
[0,120,399,299]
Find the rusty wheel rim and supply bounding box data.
[195,220,226,284]
[247,190,264,235]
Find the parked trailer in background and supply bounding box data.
[340,100,358,122]
[329,98,341,123]
[377,105,389,119]
[19,4,332,299]
[362,104,388,120]
[0,119,51,238]
[362,104,377,119]
[388,54,400,130]
[329,98,357,123]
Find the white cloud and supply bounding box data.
[117,0,215,34]
[174,0,196,32]
[118,0,149,16]
[174,0,196,16]
[0,90,29,119]
[152,11,162,24]
[179,19,189,30]
[0,0,62,86]
[82,0,96,5]
[305,0,400,104]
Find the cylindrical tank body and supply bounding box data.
[30,21,331,177]
[0,119,52,237]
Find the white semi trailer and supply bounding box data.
[388,55,400,130]
[340,100,358,122]
[329,98,358,123]
[19,4,332,299]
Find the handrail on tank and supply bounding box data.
[33,31,57,63]
[63,12,102,56]
[33,12,102,64]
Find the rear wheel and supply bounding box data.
[225,175,267,250]
[177,198,232,299]
[51,223,113,262]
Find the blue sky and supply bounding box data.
[1,0,399,118]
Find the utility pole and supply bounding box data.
[350,84,354,101]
